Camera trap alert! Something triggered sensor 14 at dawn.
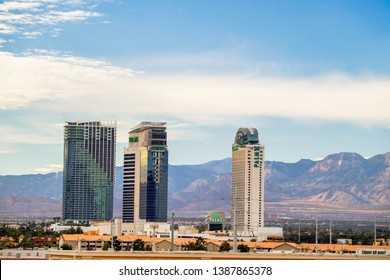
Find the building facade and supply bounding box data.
[122,122,168,229]
[62,121,116,222]
[231,128,265,233]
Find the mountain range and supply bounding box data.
[0,152,389,219]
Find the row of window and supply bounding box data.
[151,140,167,145]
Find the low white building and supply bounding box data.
[176,227,283,242]
[253,227,284,241]
[0,248,49,259]
[98,219,171,237]
[49,223,100,233]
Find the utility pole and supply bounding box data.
[298,219,301,243]
[151,224,159,252]
[315,213,318,254]
[329,219,332,245]
[111,219,114,250]
[171,212,175,252]
[233,184,238,253]
[374,216,377,246]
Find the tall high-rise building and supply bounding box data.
[62,121,116,222]
[231,128,265,233]
[122,122,168,225]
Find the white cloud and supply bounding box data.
[0,149,18,154]
[0,50,134,110]
[34,163,63,174]
[0,9,101,25]
[22,30,42,38]
[50,27,61,37]
[64,0,87,6]
[312,157,325,161]
[0,13,33,23]
[39,10,101,24]
[0,37,6,47]
[0,123,62,145]
[0,23,17,34]
[0,0,102,39]
[0,1,41,12]
[1,50,390,130]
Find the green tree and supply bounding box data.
[219,241,231,252]
[5,242,16,248]
[133,238,145,251]
[61,243,73,250]
[237,244,250,253]
[60,226,83,235]
[76,226,83,234]
[184,242,197,250]
[113,237,122,251]
[19,237,35,249]
[42,241,54,248]
[61,227,76,234]
[102,241,110,251]
[0,228,22,239]
[185,237,207,251]
[195,237,207,250]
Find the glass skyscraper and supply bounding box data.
[231,128,265,233]
[122,122,168,224]
[62,121,116,222]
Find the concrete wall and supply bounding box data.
[0,249,48,259]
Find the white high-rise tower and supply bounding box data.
[231,128,265,234]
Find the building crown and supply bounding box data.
[234,128,259,145]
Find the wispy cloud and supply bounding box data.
[0,1,41,12]
[0,149,19,154]
[0,23,17,34]
[0,37,7,47]
[0,122,61,146]
[38,10,101,24]
[0,0,102,40]
[34,163,63,174]
[0,50,134,110]
[1,50,390,129]
[22,31,43,38]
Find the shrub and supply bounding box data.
[61,243,73,250]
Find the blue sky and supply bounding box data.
[1,0,390,175]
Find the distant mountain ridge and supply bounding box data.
[0,152,389,218]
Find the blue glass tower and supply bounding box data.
[62,121,116,222]
[123,122,168,224]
